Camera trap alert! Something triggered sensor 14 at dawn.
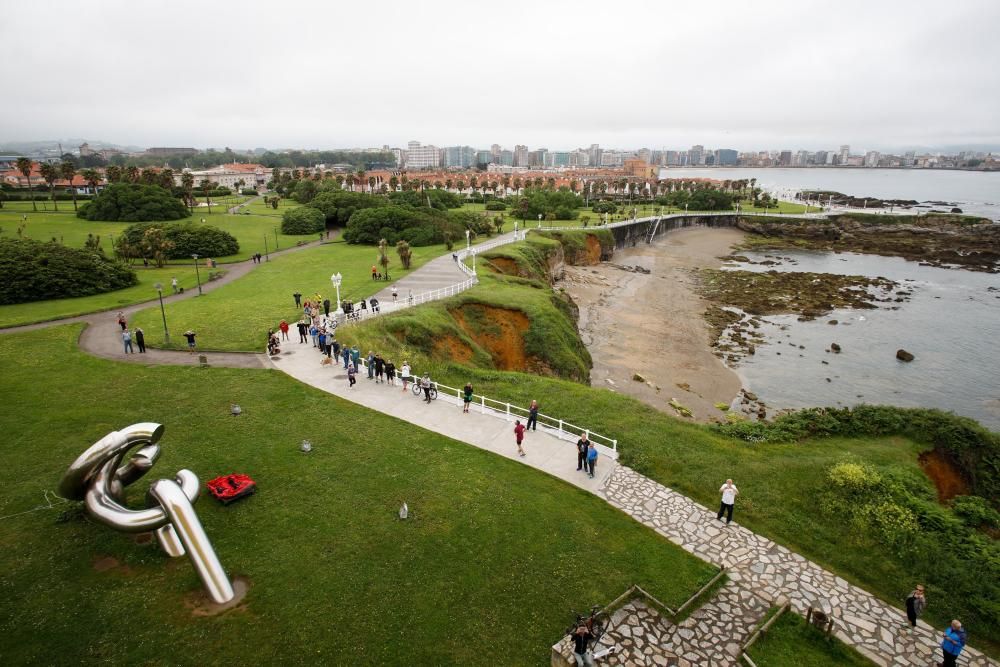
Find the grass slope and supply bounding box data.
[0,326,715,665]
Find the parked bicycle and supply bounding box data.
[566,605,607,646]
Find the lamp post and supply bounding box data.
[191,254,203,295]
[274,227,279,250]
[514,221,518,240]
[154,282,170,343]
[537,213,542,229]
[331,272,343,315]
[465,228,470,252]
[264,235,270,262]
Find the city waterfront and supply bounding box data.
[660,167,1000,220]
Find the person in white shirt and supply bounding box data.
[717,479,739,525]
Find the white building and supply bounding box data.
[405,141,440,169]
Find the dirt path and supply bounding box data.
[560,226,745,421]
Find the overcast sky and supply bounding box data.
[2,0,998,152]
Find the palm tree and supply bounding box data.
[335,175,345,189]
[161,169,176,191]
[200,179,213,214]
[533,177,543,188]
[546,177,556,190]
[125,165,140,183]
[16,157,36,211]
[389,176,399,191]
[512,177,521,194]
[396,240,412,269]
[469,176,478,193]
[569,179,578,194]
[445,178,453,191]
[456,179,465,192]
[106,165,122,183]
[343,175,354,192]
[38,163,59,211]
[368,176,376,193]
[356,168,366,192]
[434,180,443,190]
[501,176,510,195]
[181,172,194,210]
[81,168,100,197]
[60,160,78,210]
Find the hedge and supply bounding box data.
[343,205,464,246]
[117,222,239,259]
[0,238,137,304]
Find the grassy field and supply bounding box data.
[0,209,308,263]
[0,265,201,328]
[747,612,874,666]
[333,243,1000,658]
[240,196,298,216]
[0,325,716,665]
[129,240,451,351]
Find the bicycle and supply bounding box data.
[566,605,608,646]
[411,381,438,400]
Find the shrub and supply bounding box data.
[281,206,325,235]
[117,223,239,259]
[592,201,617,214]
[485,201,507,211]
[828,461,883,494]
[344,205,463,246]
[306,190,388,225]
[952,496,1000,530]
[77,183,190,221]
[241,188,258,196]
[0,238,137,304]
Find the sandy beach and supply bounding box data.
[559,226,745,421]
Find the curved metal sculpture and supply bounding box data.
[59,422,235,604]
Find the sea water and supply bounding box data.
[723,251,1000,430]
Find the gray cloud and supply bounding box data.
[1,0,998,151]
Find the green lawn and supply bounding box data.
[747,612,874,666]
[240,196,298,216]
[0,209,308,263]
[0,325,716,665]
[0,265,201,328]
[129,240,451,351]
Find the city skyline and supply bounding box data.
[2,0,998,152]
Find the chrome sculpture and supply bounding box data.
[59,422,235,604]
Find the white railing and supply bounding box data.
[532,209,832,233]
[354,357,618,459]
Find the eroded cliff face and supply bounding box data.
[736,214,1000,272]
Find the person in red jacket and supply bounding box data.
[278,319,290,341]
[514,420,526,457]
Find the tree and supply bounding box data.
[77,183,190,221]
[200,179,213,214]
[281,206,325,234]
[141,227,175,268]
[378,238,390,274]
[356,168,366,192]
[368,176,376,193]
[38,162,59,211]
[445,178,453,191]
[106,165,122,184]
[15,157,36,211]
[160,169,175,191]
[396,240,412,269]
[124,165,140,183]
[493,214,505,234]
[181,172,194,210]
[60,160,78,210]
[389,176,399,191]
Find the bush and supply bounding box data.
[592,201,617,214]
[77,183,190,221]
[952,496,1000,530]
[281,207,325,235]
[306,191,388,225]
[0,238,137,304]
[241,188,258,196]
[117,223,239,259]
[344,205,463,246]
[195,187,231,197]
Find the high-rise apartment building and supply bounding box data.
[715,149,738,166]
[688,145,704,166]
[778,150,792,166]
[864,151,880,167]
[500,150,514,166]
[839,145,850,164]
[514,145,529,167]
[587,144,602,168]
[406,141,440,169]
[443,146,475,168]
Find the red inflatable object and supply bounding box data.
[207,474,257,505]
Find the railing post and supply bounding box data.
[558,419,563,437]
[506,403,510,418]
[481,395,485,414]
[613,439,617,453]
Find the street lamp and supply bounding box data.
[264,235,270,262]
[537,213,542,229]
[274,227,279,250]
[514,221,518,240]
[192,254,203,295]
[465,228,471,252]
[153,282,170,343]
[331,272,344,315]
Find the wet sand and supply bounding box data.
[559,226,745,421]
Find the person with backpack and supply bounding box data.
[463,382,473,413]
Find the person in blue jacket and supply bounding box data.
[940,619,966,667]
[586,443,598,478]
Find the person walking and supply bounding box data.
[940,620,966,667]
[586,442,598,477]
[171,277,178,294]
[421,374,432,403]
[463,382,473,413]
[367,351,375,379]
[347,364,357,389]
[293,291,302,307]
[717,479,739,525]
[385,360,396,386]
[116,311,127,331]
[904,585,926,633]
[570,624,595,667]
[342,346,351,369]
[371,264,378,280]
[134,327,145,353]
[183,330,197,354]
[332,339,341,361]
[122,329,134,354]
[297,319,308,344]
[392,286,398,302]
[401,362,411,391]
[322,298,331,317]
[526,400,539,431]
[576,433,590,471]
[279,320,290,341]
[514,420,526,457]
[350,346,360,371]
[374,354,385,383]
